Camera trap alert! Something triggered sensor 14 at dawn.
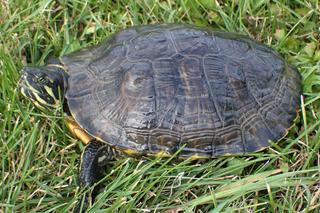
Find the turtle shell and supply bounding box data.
[62,24,301,158]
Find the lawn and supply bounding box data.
[0,0,319,212]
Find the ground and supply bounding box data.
[0,0,319,212]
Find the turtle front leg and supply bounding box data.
[64,116,117,212]
[75,140,117,212]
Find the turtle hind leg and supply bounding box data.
[75,139,117,213]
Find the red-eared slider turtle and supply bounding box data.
[19,24,301,212]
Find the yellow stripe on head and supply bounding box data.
[25,80,39,94]
[44,85,55,99]
[33,100,46,111]
[21,87,27,98]
[44,85,60,107]
[47,64,68,73]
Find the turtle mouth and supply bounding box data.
[19,67,37,88]
[19,70,37,96]
[19,75,38,103]
[18,72,27,88]
[19,72,30,98]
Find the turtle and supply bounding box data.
[19,24,301,212]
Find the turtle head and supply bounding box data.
[19,64,68,110]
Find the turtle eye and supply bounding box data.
[38,76,46,83]
[37,74,47,83]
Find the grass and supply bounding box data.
[0,0,320,212]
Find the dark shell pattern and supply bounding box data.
[62,24,301,158]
